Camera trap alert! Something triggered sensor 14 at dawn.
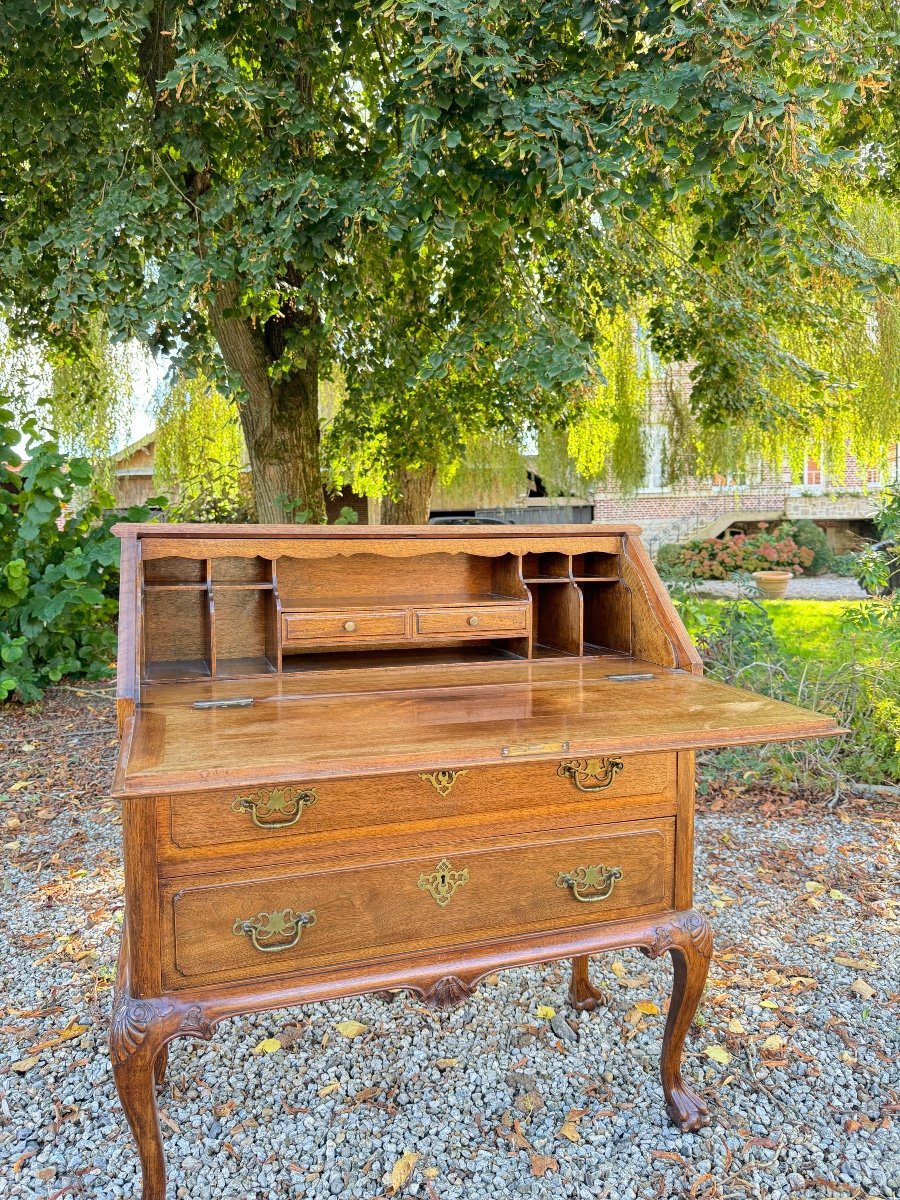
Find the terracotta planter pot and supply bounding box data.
[751,570,792,600]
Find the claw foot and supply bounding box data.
[665,1083,711,1132]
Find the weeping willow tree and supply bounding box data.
[152,373,251,521]
[0,315,143,486]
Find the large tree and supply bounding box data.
[0,1,895,521]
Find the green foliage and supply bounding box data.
[0,407,154,702]
[784,520,834,576]
[832,552,859,577]
[0,0,898,509]
[874,486,900,541]
[669,528,814,579]
[671,584,900,788]
[655,544,687,576]
[852,546,892,594]
[153,372,252,522]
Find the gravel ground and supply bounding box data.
[695,575,867,601]
[1,687,898,1200]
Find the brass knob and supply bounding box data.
[467,615,479,627]
[343,620,357,632]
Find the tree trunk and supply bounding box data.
[207,282,326,524]
[381,465,437,525]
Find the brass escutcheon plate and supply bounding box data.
[417,858,470,907]
[419,769,468,798]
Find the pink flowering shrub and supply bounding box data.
[673,529,815,580]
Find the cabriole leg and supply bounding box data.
[568,955,606,1011]
[153,1045,168,1090]
[110,989,214,1199]
[643,910,713,1132]
[110,995,170,1200]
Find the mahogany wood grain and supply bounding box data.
[159,752,676,857]
[117,667,842,795]
[110,907,712,1200]
[161,818,675,987]
[109,521,842,1192]
[283,608,409,643]
[415,603,529,636]
[625,535,703,673]
[674,751,696,911]
[116,534,140,735]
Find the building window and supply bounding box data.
[866,465,881,484]
[805,457,822,487]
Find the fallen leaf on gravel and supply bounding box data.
[633,1000,659,1015]
[610,962,650,988]
[353,1086,380,1103]
[334,1020,367,1038]
[759,999,779,1009]
[705,1045,731,1065]
[389,1151,419,1192]
[536,1005,555,1019]
[728,1018,747,1034]
[29,1021,89,1052]
[529,1153,558,1178]
[828,888,847,900]
[318,1080,340,1097]
[516,1089,545,1115]
[762,1035,785,1053]
[805,880,826,894]
[851,978,876,1000]
[807,932,835,947]
[253,1037,281,1055]
[559,1108,586,1142]
[435,1057,458,1069]
[9,1056,39,1073]
[834,956,878,970]
[423,1167,439,1179]
[507,1120,532,1151]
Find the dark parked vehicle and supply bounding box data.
[428,516,512,525]
[872,539,899,594]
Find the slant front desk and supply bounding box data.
[109,524,840,1196]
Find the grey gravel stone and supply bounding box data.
[2,697,899,1199]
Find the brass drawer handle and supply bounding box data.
[467,615,479,627]
[557,865,622,903]
[343,620,357,632]
[557,757,624,793]
[232,907,317,953]
[231,785,317,829]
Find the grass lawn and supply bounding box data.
[763,599,856,662]
[689,598,859,665]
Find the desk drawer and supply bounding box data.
[415,604,528,637]
[283,609,407,644]
[164,817,675,984]
[161,752,677,856]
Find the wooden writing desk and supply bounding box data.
[109,524,840,1197]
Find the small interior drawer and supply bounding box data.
[163,817,675,985]
[283,609,407,644]
[415,604,529,637]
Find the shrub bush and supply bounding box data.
[654,543,684,575]
[785,519,833,575]
[0,408,155,702]
[668,526,814,579]
[670,581,900,789]
[832,552,858,577]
